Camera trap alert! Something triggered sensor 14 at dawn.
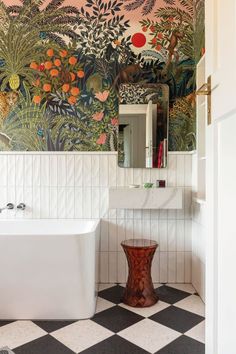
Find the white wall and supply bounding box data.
[192,153,206,301]
[0,152,193,284]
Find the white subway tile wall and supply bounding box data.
[0,152,193,283]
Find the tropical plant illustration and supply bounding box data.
[0,0,204,151]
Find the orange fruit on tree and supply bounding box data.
[43,83,51,92]
[30,62,38,70]
[77,70,85,78]
[47,48,54,57]
[60,49,67,57]
[33,78,40,87]
[44,61,53,70]
[69,56,77,65]
[68,96,77,105]
[62,83,70,93]
[70,87,80,96]
[54,59,61,67]
[70,72,76,81]
[33,95,41,104]
[50,69,59,77]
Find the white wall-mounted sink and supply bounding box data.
[109,187,183,209]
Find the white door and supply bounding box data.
[205,1,236,353]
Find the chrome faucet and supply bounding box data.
[0,203,14,213]
[17,203,26,210]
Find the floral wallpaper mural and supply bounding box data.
[0,0,203,151]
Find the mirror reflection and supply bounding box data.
[118,84,169,168]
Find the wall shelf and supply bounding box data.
[109,187,183,210]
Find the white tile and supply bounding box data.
[99,155,108,187]
[15,155,24,187]
[96,297,115,314]
[32,187,40,218]
[51,320,113,353]
[150,220,159,243]
[0,321,46,350]
[49,155,58,187]
[159,220,168,251]
[125,168,133,186]
[24,155,33,187]
[176,220,185,251]
[66,155,75,187]
[74,155,83,186]
[108,155,117,187]
[119,300,170,318]
[100,252,109,283]
[23,187,33,218]
[167,283,196,294]
[91,155,100,187]
[108,252,117,283]
[184,155,192,187]
[118,318,180,353]
[167,221,176,251]
[117,166,125,187]
[185,320,205,343]
[99,283,116,291]
[175,295,205,316]
[168,252,176,283]
[40,187,50,218]
[184,252,192,283]
[40,155,49,186]
[160,252,168,283]
[100,219,109,252]
[32,155,40,186]
[176,252,185,283]
[152,251,160,283]
[66,187,75,218]
[74,187,83,218]
[117,219,125,251]
[82,187,92,219]
[49,187,58,218]
[91,188,100,218]
[57,155,66,187]
[7,155,15,187]
[82,155,91,187]
[57,187,66,218]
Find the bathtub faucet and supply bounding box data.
[0,203,14,213]
[17,203,26,210]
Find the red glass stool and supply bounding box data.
[121,239,159,307]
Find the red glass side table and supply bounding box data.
[121,239,159,307]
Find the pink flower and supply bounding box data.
[111,118,118,126]
[95,90,109,102]
[97,133,107,145]
[92,111,104,121]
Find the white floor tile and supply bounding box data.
[99,283,116,291]
[167,283,196,294]
[96,297,116,314]
[0,321,47,350]
[51,320,113,353]
[119,300,170,317]
[185,320,205,343]
[118,318,181,353]
[175,295,205,316]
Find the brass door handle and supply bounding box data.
[196,82,211,95]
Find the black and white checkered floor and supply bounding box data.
[0,284,205,354]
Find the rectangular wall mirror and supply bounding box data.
[118,84,169,168]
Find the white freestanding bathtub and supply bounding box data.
[0,219,100,320]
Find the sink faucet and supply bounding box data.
[17,203,26,210]
[0,203,14,213]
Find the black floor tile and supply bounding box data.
[80,334,149,354]
[14,335,74,354]
[150,306,204,333]
[155,285,191,304]
[99,285,125,304]
[155,335,205,354]
[92,306,144,333]
[33,320,76,333]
